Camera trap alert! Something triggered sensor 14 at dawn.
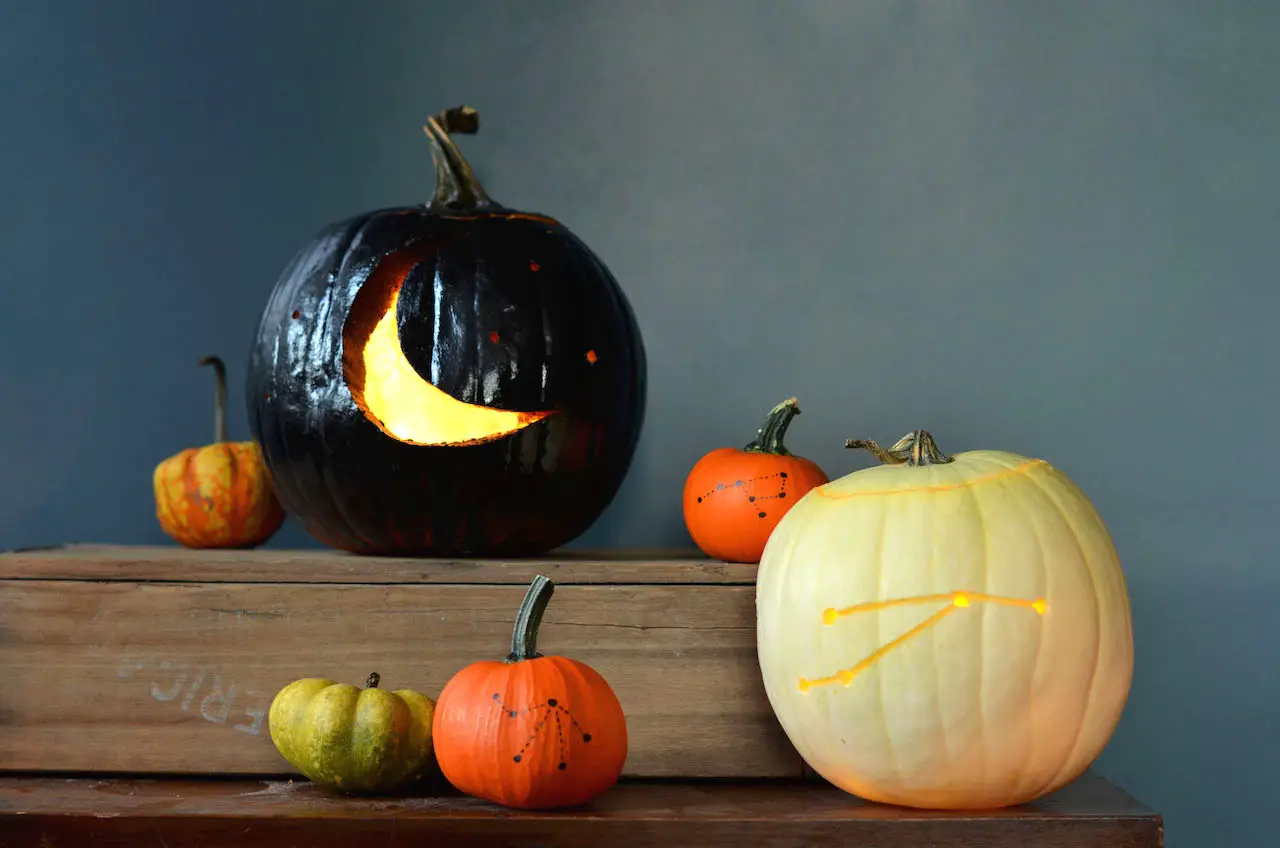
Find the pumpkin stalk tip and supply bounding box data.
[365,672,380,690]
[744,397,802,456]
[198,355,228,443]
[508,574,555,662]
[846,430,953,466]
[422,104,492,212]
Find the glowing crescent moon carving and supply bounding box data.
[342,243,557,446]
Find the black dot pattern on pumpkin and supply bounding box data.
[694,472,789,518]
[499,697,591,770]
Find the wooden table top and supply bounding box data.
[0,772,1162,847]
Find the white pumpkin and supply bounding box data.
[755,431,1133,809]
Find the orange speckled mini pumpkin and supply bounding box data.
[153,356,285,548]
[432,575,627,809]
[682,397,829,563]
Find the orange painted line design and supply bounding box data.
[798,591,1046,693]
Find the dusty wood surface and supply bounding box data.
[0,576,797,778]
[0,544,754,584]
[0,772,1163,848]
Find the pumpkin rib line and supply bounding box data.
[315,214,390,550]
[287,216,373,551]
[994,468,1048,800]
[872,497,903,790]
[1022,471,1102,798]
[926,482,953,787]
[261,220,360,548]
[813,459,1048,500]
[968,475,991,792]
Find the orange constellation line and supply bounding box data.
[798,591,1047,693]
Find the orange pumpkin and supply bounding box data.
[432,575,627,809]
[682,397,829,563]
[153,356,285,548]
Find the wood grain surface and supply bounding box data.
[0,544,753,584]
[0,773,1163,848]
[0,547,796,778]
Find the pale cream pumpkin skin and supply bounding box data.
[756,434,1133,809]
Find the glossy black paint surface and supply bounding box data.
[246,206,646,556]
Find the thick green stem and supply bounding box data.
[845,430,954,466]
[365,672,380,689]
[744,397,801,455]
[507,575,555,662]
[422,105,493,212]
[198,356,228,443]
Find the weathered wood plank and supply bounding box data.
[0,544,753,584]
[0,773,1164,848]
[0,579,797,778]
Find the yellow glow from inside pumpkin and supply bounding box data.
[800,591,1047,693]
[342,244,557,447]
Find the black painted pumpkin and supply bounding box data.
[246,106,646,556]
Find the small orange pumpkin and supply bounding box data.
[432,575,627,809]
[153,356,285,548]
[682,397,829,563]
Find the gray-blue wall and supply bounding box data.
[3,2,1275,844]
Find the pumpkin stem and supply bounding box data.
[508,574,555,662]
[845,430,954,466]
[198,355,228,443]
[744,397,801,456]
[365,672,380,689]
[422,106,493,212]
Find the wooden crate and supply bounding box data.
[0,545,799,779]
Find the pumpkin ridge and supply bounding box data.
[968,474,992,789]
[813,459,1049,500]
[312,218,384,550]
[259,215,370,551]
[994,469,1050,798]
[873,496,901,790]
[1019,470,1106,798]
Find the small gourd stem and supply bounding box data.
[365,672,380,689]
[198,356,228,443]
[845,430,954,466]
[422,105,493,212]
[744,397,800,456]
[507,575,555,662]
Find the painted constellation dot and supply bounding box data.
[497,697,592,771]
[696,472,790,518]
[489,330,500,343]
[529,261,541,271]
